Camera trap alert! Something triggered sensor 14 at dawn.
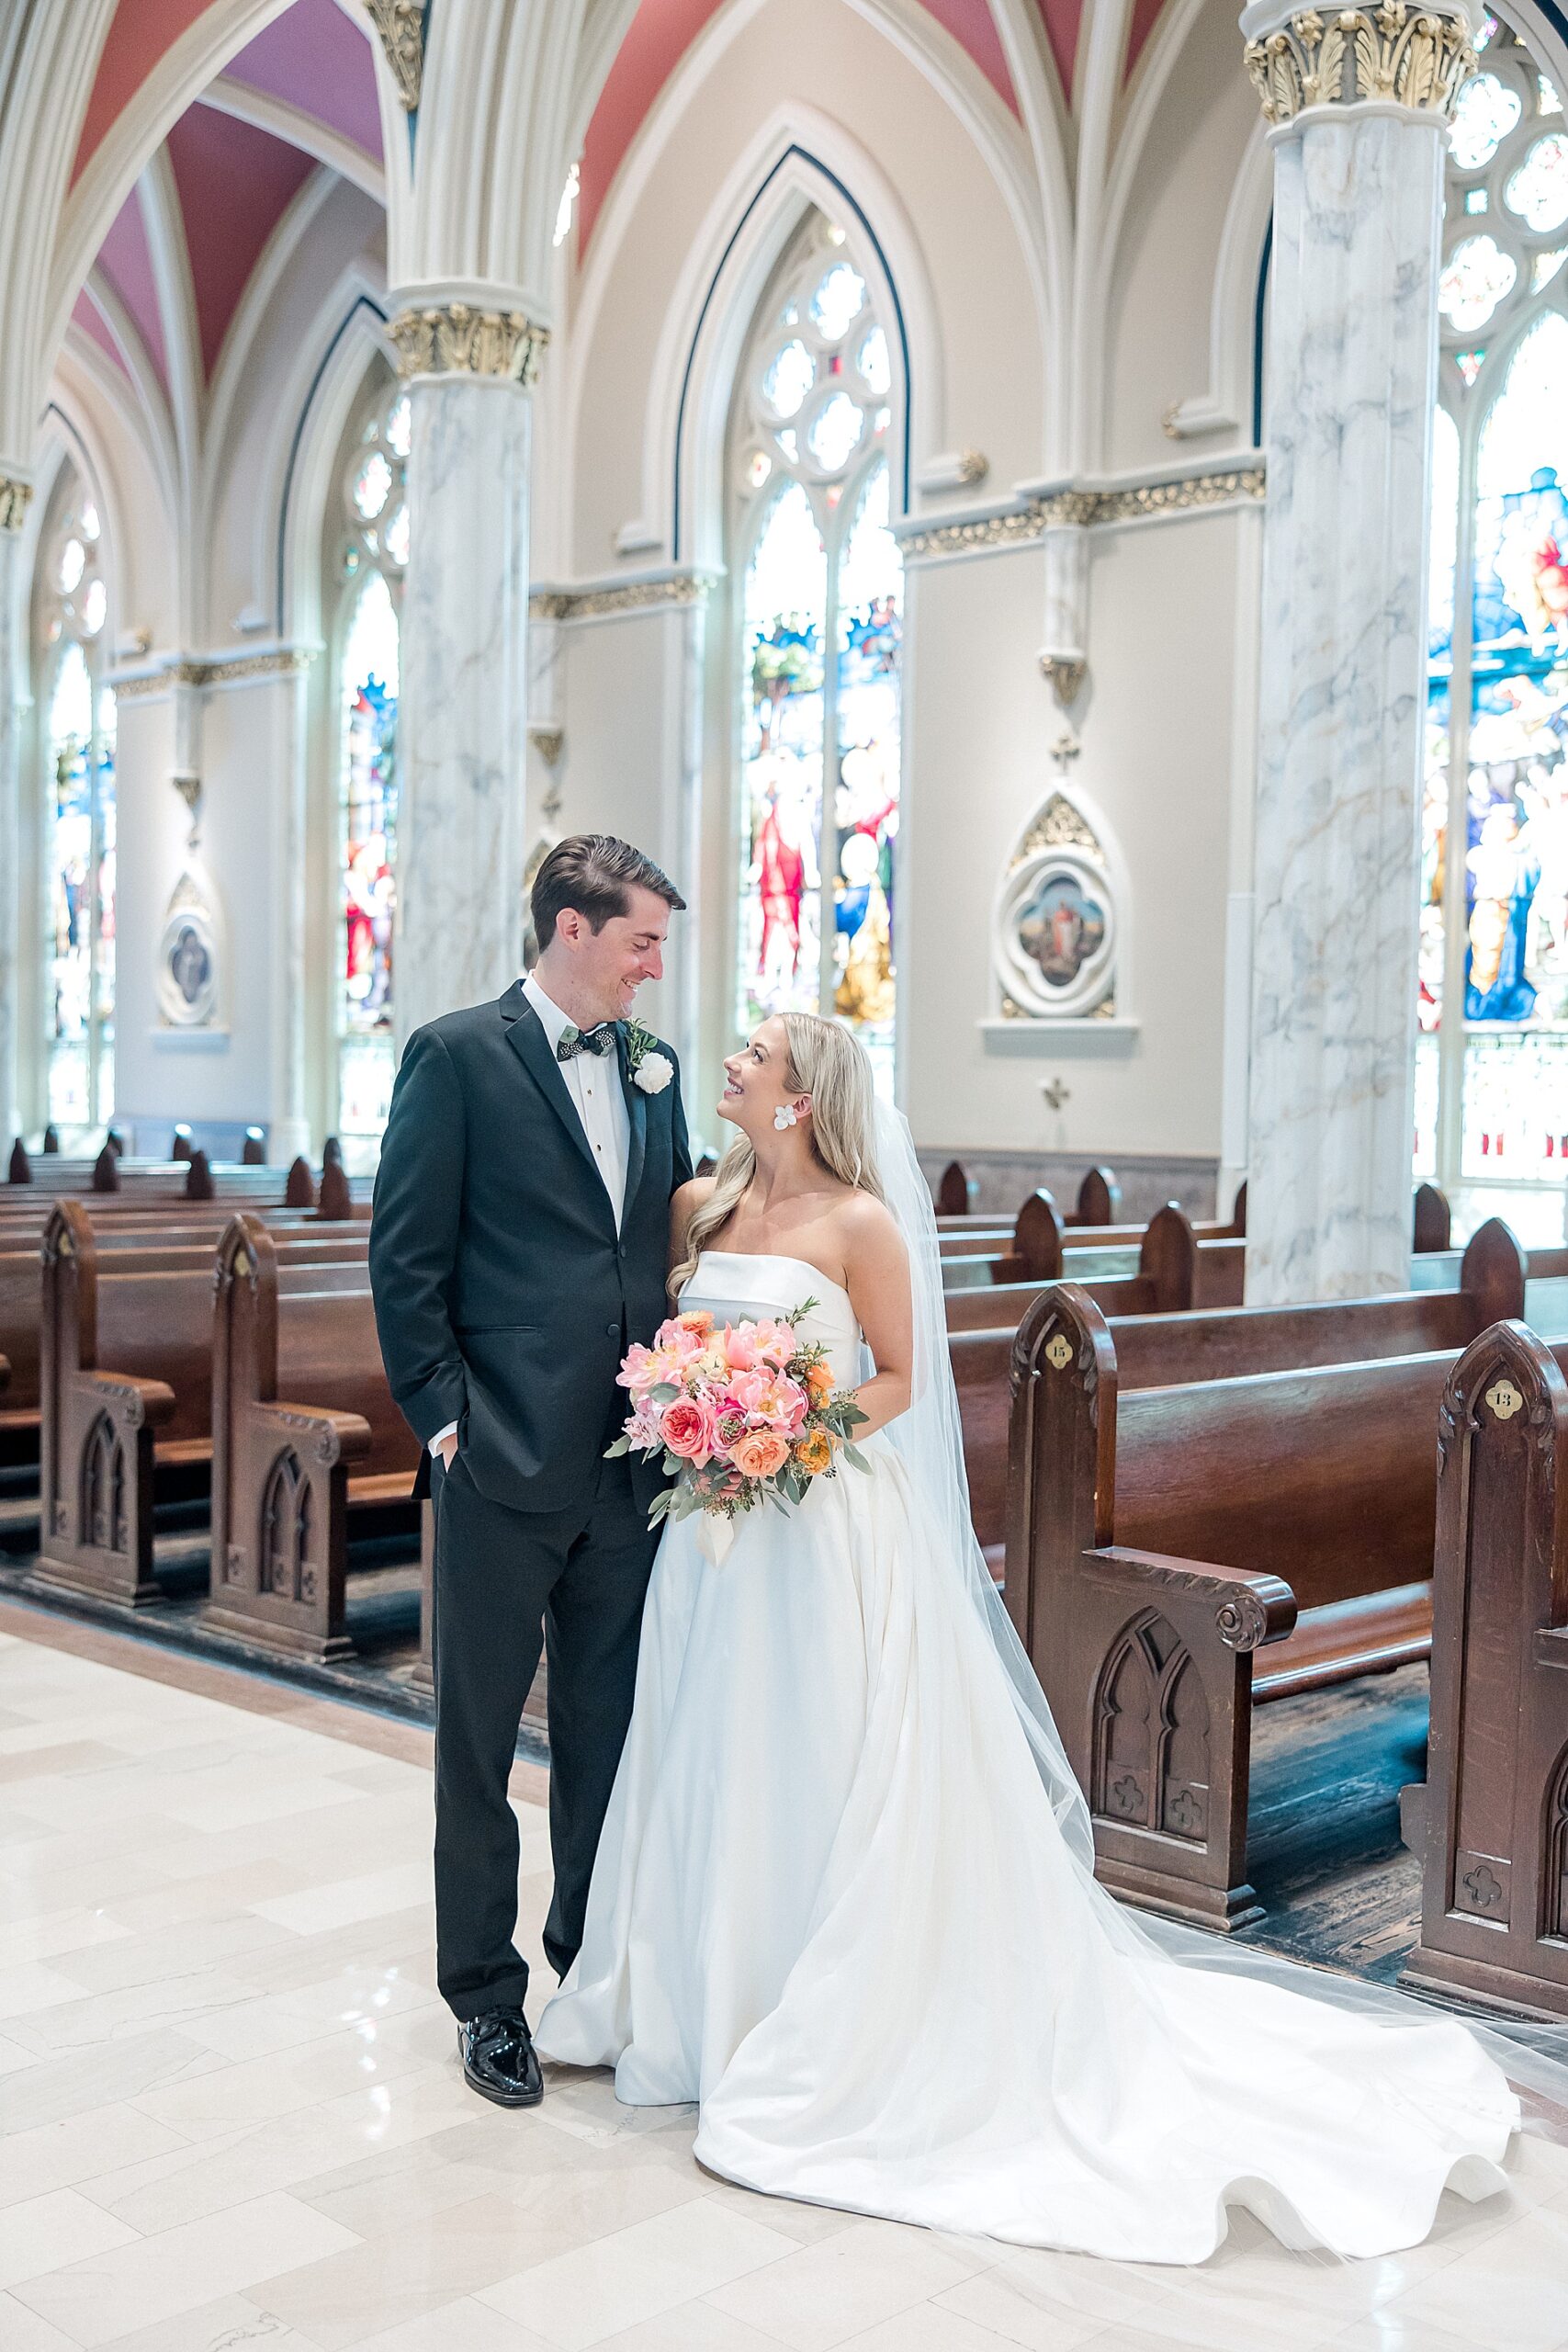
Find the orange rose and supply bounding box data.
[806,1363,834,1404]
[728,1428,792,1481]
[677,1309,715,1335]
[793,1427,834,1476]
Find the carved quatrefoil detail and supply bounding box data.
[1044,1332,1074,1372]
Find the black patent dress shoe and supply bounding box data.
[459,2006,544,2108]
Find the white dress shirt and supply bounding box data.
[429,972,633,1455]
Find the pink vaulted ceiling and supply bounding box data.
[93,186,171,394]
[73,0,380,188]
[578,0,1020,251]
[165,107,315,378]
[224,0,383,161]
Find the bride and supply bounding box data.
[536,1010,1550,2264]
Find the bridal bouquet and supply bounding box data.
[608,1302,870,1536]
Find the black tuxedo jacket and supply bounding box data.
[369,981,693,1515]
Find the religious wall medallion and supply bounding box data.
[156,872,221,1028]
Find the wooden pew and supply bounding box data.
[1399,1320,1568,2020]
[1005,1283,1473,1930]
[29,1204,368,1606]
[944,1204,1211,1334]
[1064,1166,1122,1227]
[204,1215,421,1662]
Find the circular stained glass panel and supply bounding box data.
[1438,234,1518,331]
[354,450,393,520]
[1506,132,1568,232]
[807,392,865,472]
[1450,73,1522,171]
[57,537,85,594]
[762,339,814,418]
[810,264,865,342]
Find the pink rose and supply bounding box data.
[728,1428,792,1481]
[708,1393,751,1451]
[660,1396,714,1463]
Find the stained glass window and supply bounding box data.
[39,488,115,1139]
[732,212,904,1091]
[335,379,405,1151]
[1425,17,1568,1239]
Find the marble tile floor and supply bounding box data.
[0,1601,1565,2352]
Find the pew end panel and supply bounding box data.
[1403,1321,1568,2020]
[1071,1168,1122,1227]
[208,1217,373,1662]
[32,1203,176,1607]
[1011,1191,1066,1283]
[937,1161,977,1216]
[1075,1544,1299,1929]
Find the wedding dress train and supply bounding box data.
[534,1247,1527,2262]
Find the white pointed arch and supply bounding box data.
[271,268,396,647]
[570,107,942,573]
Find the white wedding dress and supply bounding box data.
[536,1246,1526,2263]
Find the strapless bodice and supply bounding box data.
[679,1250,865,1389]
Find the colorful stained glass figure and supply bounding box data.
[46,642,114,1131]
[1439,234,1518,331]
[1424,17,1568,1219]
[810,264,865,341]
[732,211,904,1092]
[739,483,827,1035]
[338,567,400,1137]
[1450,71,1522,168]
[762,340,814,418]
[1505,130,1568,230]
[807,392,864,471]
[354,449,392,519]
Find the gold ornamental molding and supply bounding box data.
[389,302,549,386]
[897,465,1266,562]
[0,476,32,532]
[112,648,315,701]
[1245,4,1474,129]
[364,0,423,110]
[529,575,713,623]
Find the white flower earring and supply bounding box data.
[773,1103,799,1131]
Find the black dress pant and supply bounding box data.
[430,1444,657,2019]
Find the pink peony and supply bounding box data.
[724,1366,770,1416]
[756,1376,809,1434]
[660,1396,714,1463]
[617,1343,660,1395]
[728,1428,792,1480]
[722,1324,761,1372]
[750,1319,796,1369]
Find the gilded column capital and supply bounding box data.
[1243,4,1474,129]
[0,476,32,532]
[389,302,549,387]
[363,0,423,109]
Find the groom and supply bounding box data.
[370,834,693,2108]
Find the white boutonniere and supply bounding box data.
[626,1018,674,1095]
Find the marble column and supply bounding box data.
[0,476,29,1148]
[1240,0,1474,1302]
[388,301,545,1047]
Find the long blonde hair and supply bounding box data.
[671,1013,885,1297]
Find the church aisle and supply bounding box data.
[0,1612,1565,2352]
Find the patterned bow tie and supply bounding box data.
[557,1022,616,1063]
